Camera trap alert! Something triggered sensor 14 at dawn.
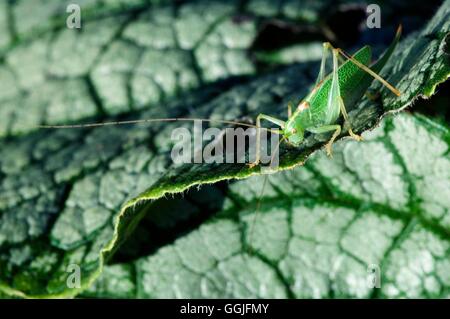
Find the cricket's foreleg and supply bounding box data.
[249,114,285,168]
[338,97,363,141]
[307,125,341,157]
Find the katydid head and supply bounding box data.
[283,120,305,146]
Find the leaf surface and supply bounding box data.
[86,113,450,298]
[0,0,449,298]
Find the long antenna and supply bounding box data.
[38,117,281,134]
[246,135,286,254]
[247,174,269,254]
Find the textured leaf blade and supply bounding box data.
[86,113,450,299]
[0,0,449,298]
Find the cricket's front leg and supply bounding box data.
[307,124,341,157]
[248,114,285,168]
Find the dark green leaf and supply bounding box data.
[86,113,450,298]
[0,0,449,298]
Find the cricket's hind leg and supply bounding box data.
[330,47,363,145]
[287,101,293,117]
[315,42,351,84]
[306,48,341,157]
[314,42,333,86]
[338,96,363,141]
[307,48,362,156]
[335,48,401,96]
